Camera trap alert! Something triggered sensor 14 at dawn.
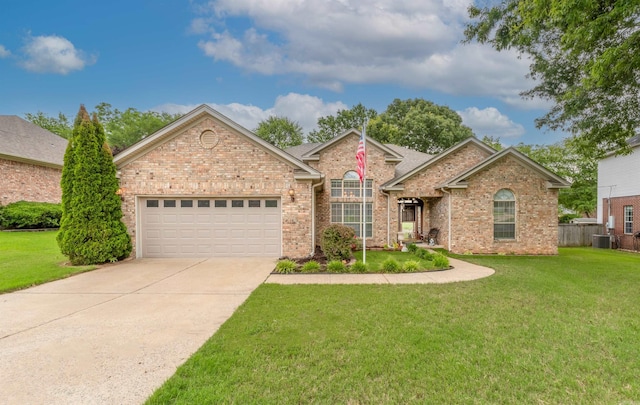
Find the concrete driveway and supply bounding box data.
[0,257,275,405]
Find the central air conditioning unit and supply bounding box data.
[592,234,611,249]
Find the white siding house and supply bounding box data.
[597,135,640,249]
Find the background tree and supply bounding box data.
[254,116,303,149]
[515,139,597,217]
[94,103,181,152]
[24,111,73,139]
[25,103,180,153]
[307,103,377,143]
[57,105,131,265]
[368,98,474,154]
[465,1,640,155]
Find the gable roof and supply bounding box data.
[384,144,433,178]
[0,115,68,168]
[381,137,496,190]
[299,129,403,163]
[113,104,321,180]
[440,147,571,189]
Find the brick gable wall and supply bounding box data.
[450,156,559,254]
[310,134,397,247]
[117,117,313,258]
[0,158,62,205]
[401,143,493,197]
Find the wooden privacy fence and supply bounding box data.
[558,224,604,247]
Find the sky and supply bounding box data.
[0,0,566,146]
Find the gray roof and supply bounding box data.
[0,115,67,167]
[628,133,640,147]
[285,142,322,160]
[384,144,433,177]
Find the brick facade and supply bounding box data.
[601,195,640,250]
[401,143,492,198]
[449,156,559,254]
[116,107,564,258]
[309,133,397,247]
[0,158,62,205]
[117,117,314,258]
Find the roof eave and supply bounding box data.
[0,153,62,169]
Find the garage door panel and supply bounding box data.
[197,229,212,238]
[179,214,195,224]
[141,198,281,258]
[161,214,177,224]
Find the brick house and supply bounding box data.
[114,105,569,258]
[597,134,640,250]
[0,116,67,205]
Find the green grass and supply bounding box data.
[0,231,94,293]
[147,248,640,404]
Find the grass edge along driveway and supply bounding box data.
[0,230,95,293]
[147,247,640,404]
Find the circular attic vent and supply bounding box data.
[199,129,219,149]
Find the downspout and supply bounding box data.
[440,187,452,250]
[381,190,391,246]
[310,176,325,256]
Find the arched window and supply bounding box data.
[494,189,515,240]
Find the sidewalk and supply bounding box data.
[265,257,494,285]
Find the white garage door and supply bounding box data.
[140,197,281,257]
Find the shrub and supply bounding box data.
[327,260,347,273]
[433,253,450,269]
[301,260,321,273]
[415,248,434,261]
[350,260,368,273]
[0,201,62,229]
[382,258,401,273]
[275,259,298,274]
[321,224,356,261]
[402,260,420,272]
[57,106,132,265]
[406,243,418,254]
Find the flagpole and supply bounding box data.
[362,120,367,264]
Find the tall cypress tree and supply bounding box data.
[57,105,131,265]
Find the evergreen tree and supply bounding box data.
[57,105,132,265]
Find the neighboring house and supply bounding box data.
[597,134,640,250]
[0,115,67,205]
[114,105,569,258]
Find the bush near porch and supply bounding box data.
[275,247,449,273]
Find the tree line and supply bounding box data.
[26,98,596,217]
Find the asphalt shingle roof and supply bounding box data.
[383,144,433,178]
[0,115,67,167]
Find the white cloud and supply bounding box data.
[0,45,10,58]
[152,93,348,135]
[190,0,540,104]
[20,35,96,74]
[457,107,526,139]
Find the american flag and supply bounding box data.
[356,131,366,183]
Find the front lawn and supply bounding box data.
[147,248,640,404]
[0,231,94,293]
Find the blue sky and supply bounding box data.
[0,0,565,145]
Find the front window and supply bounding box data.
[624,205,634,234]
[331,203,373,238]
[331,171,372,198]
[494,189,515,240]
[330,171,373,237]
